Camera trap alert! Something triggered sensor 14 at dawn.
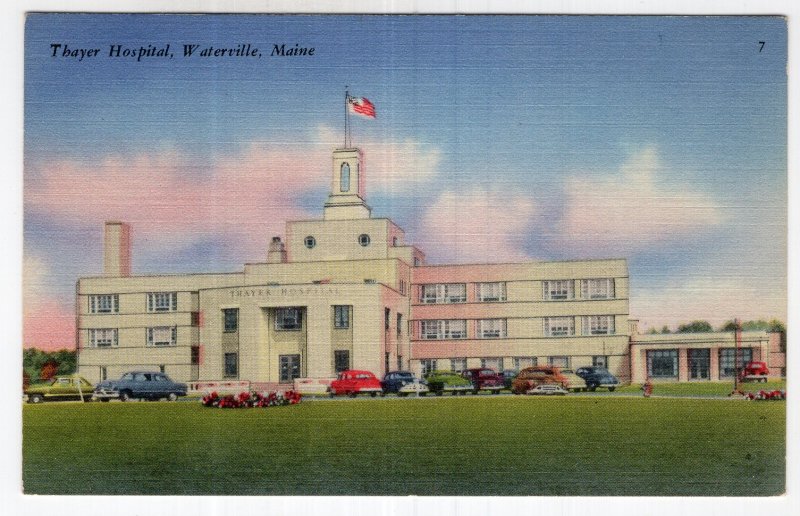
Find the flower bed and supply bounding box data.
[730,389,786,401]
[201,390,302,408]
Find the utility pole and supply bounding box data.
[733,318,742,392]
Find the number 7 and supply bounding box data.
[759,41,765,52]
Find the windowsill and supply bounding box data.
[275,328,302,332]
[223,330,238,334]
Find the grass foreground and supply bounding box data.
[23,396,785,496]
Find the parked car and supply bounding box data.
[329,370,383,397]
[511,366,568,394]
[381,371,429,396]
[93,371,188,401]
[424,370,473,395]
[527,383,568,396]
[461,368,504,394]
[559,368,587,392]
[25,375,95,403]
[575,366,620,391]
[500,369,518,389]
[739,361,770,383]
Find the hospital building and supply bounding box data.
[76,147,784,388]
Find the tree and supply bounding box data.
[646,327,659,334]
[660,325,671,334]
[677,320,713,333]
[39,360,59,381]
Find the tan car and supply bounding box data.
[559,369,588,392]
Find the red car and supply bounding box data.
[329,370,383,397]
[739,361,770,383]
[461,368,504,394]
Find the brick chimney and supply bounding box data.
[103,221,131,277]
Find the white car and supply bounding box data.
[526,383,568,396]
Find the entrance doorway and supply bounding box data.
[688,348,710,380]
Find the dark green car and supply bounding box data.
[424,370,473,396]
[25,375,94,403]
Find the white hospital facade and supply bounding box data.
[76,147,784,388]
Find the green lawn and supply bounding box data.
[615,379,786,397]
[23,396,785,496]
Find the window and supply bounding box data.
[392,236,398,246]
[397,313,402,337]
[478,319,507,338]
[647,350,678,378]
[159,365,165,373]
[275,308,302,330]
[147,326,177,346]
[548,356,570,368]
[340,162,350,192]
[450,358,467,373]
[543,317,575,337]
[592,355,608,368]
[420,320,467,340]
[333,305,350,329]
[223,308,239,333]
[688,349,710,380]
[147,292,177,312]
[385,353,390,374]
[385,308,391,331]
[420,359,438,375]
[224,352,238,378]
[191,311,201,326]
[514,357,537,370]
[279,354,301,382]
[478,282,506,302]
[89,328,118,348]
[581,278,615,300]
[304,236,316,249]
[719,348,753,378]
[481,357,504,371]
[582,315,615,335]
[191,346,200,365]
[420,283,466,304]
[543,280,574,301]
[399,279,407,295]
[334,350,350,373]
[397,355,403,370]
[89,294,118,314]
[100,366,107,381]
[358,234,370,247]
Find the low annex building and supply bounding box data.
[76,147,784,387]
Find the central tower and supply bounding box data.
[323,148,371,220]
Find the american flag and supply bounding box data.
[348,96,376,118]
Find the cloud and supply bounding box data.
[558,147,724,254]
[418,188,537,263]
[316,125,441,193]
[25,143,329,261]
[631,274,787,330]
[23,253,75,350]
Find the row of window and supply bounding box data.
[418,279,615,304]
[88,327,178,348]
[418,316,616,340]
[88,292,178,314]
[646,348,754,379]
[419,355,609,375]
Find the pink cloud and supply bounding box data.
[418,188,536,263]
[25,143,331,260]
[23,254,74,350]
[559,147,724,254]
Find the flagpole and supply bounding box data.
[344,87,349,148]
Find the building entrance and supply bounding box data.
[688,348,710,380]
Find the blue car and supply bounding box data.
[381,371,429,396]
[575,366,620,392]
[94,371,188,401]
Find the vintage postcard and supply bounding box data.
[20,12,787,502]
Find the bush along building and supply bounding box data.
[76,146,785,388]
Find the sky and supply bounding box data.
[23,14,787,350]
